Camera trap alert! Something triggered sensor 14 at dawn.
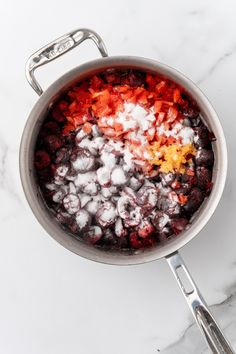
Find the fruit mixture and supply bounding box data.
[34,69,215,250]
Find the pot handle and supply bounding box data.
[25,28,108,96]
[166,252,234,354]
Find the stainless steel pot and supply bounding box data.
[20,28,234,353]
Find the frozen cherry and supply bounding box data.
[138,219,155,238]
[96,201,117,227]
[75,128,89,143]
[175,183,192,195]
[183,187,204,214]
[195,149,214,167]
[39,121,60,139]
[123,207,142,227]
[34,150,51,170]
[160,173,176,187]
[194,125,210,148]
[196,166,212,190]
[190,116,201,127]
[55,147,71,164]
[75,209,91,232]
[52,189,67,203]
[85,226,103,244]
[71,148,95,172]
[170,218,188,235]
[54,165,69,183]
[85,199,101,215]
[56,211,72,225]
[44,135,62,153]
[63,194,80,214]
[182,105,199,119]
[181,173,197,187]
[97,167,111,187]
[79,194,92,208]
[122,187,137,204]
[129,232,142,249]
[153,211,169,231]
[68,182,77,195]
[158,226,172,242]
[129,176,143,191]
[51,106,66,122]
[114,218,127,238]
[111,166,128,186]
[157,197,181,217]
[117,196,133,220]
[136,186,158,210]
[101,229,117,247]
[128,72,145,87]
[83,182,98,196]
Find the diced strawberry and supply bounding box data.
[82,122,93,134]
[167,106,179,123]
[171,180,181,189]
[178,194,188,205]
[173,89,181,103]
[146,73,156,86]
[62,122,75,135]
[154,101,163,113]
[155,81,166,93]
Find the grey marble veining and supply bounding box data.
[1,0,236,353]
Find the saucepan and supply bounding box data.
[19,28,234,353]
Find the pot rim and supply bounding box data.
[19,55,227,265]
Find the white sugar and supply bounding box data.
[97,166,111,186]
[74,171,97,187]
[80,193,92,208]
[75,209,90,229]
[178,126,194,144]
[100,150,117,169]
[116,102,153,135]
[100,205,117,223]
[156,120,194,145]
[111,166,128,185]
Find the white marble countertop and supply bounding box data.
[1,0,236,353]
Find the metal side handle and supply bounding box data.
[166,252,234,354]
[25,28,108,96]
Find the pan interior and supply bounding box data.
[20,56,227,265]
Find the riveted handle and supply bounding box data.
[166,252,234,354]
[25,28,108,96]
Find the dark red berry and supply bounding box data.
[136,186,158,210]
[170,218,188,235]
[55,147,71,164]
[34,150,51,170]
[51,106,66,122]
[194,125,211,148]
[157,197,181,217]
[183,187,204,214]
[96,202,117,228]
[196,166,212,191]
[40,121,60,137]
[195,149,214,167]
[129,232,142,249]
[128,72,145,87]
[44,135,62,153]
[138,220,155,238]
[158,227,172,242]
[101,229,117,246]
[160,172,176,187]
[153,211,169,231]
[182,106,199,119]
[85,226,103,244]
